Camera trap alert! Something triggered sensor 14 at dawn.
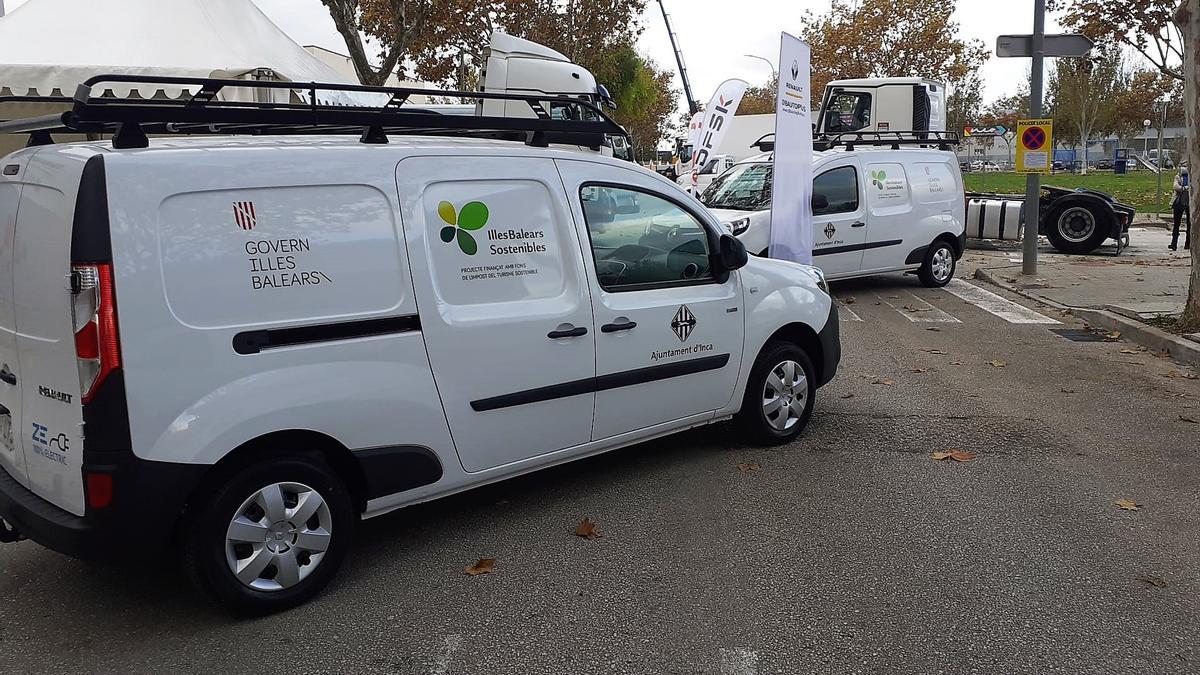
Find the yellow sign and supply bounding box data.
[1015,119,1053,174]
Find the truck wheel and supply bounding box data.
[735,341,817,446]
[918,240,956,288]
[1046,203,1108,254]
[184,455,355,616]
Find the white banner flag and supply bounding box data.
[690,79,749,193]
[768,34,814,264]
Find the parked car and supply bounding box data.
[701,142,966,288]
[1095,159,1113,170]
[0,77,842,616]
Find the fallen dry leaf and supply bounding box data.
[844,296,856,305]
[902,304,918,312]
[931,450,976,462]
[1136,574,1169,588]
[465,558,496,576]
[575,518,601,539]
[1119,348,1145,355]
[1115,498,1140,511]
[1105,331,1122,340]
[988,360,1008,368]
[872,378,895,386]
[1061,388,1077,394]
[1179,415,1199,424]
[926,327,941,332]
[1153,349,1172,359]
[950,361,965,366]
[920,348,947,355]
[736,462,761,473]
[1164,370,1199,380]
[840,393,855,399]
[910,367,929,373]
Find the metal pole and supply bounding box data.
[1022,0,1045,276]
[1157,100,1167,215]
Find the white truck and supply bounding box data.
[0,74,840,615]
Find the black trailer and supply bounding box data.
[966,186,1136,255]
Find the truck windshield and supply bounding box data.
[700,162,772,212]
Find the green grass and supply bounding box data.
[963,171,1172,213]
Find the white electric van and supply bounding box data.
[702,139,966,288]
[0,76,840,615]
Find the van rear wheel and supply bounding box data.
[184,455,355,616]
[735,342,817,446]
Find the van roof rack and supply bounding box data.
[815,130,959,152]
[0,74,630,150]
[749,130,958,154]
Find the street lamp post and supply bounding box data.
[743,54,778,79]
[1144,119,1152,157]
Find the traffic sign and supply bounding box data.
[1016,119,1053,174]
[964,125,1008,137]
[996,33,1094,58]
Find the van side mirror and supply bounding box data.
[811,193,829,212]
[718,233,748,272]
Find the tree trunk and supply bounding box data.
[1178,1,1200,331]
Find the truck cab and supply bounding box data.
[818,78,946,135]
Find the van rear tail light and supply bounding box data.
[70,264,120,403]
[85,472,114,509]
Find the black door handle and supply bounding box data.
[850,221,866,228]
[601,320,638,333]
[547,326,588,339]
[0,366,15,386]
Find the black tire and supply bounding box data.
[1045,202,1108,254]
[734,341,817,446]
[917,239,957,288]
[184,455,355,617]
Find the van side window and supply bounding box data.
[824,92,872,132]
[813,166,859,216]
[579,186,714,292]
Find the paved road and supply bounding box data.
[2,270,1199,674]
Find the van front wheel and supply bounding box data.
[184,456,355,616]
[918,240,956,288]
[735,342,817,446]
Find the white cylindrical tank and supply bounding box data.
[966,198,1024,240]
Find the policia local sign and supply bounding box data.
[1015,119,1053,174]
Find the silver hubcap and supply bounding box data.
[225,481,333,592]
[931,247,954,282]
[1057,207,1096,243]
[762,360,809,431]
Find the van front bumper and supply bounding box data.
[816,301,840,387]
[0,456,205,561]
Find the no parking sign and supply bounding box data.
[1016,118,1053,174]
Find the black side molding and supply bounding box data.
[354,445,443,500]
[812,239,903,257]
[471,354,731,412]
[233,315,420,355]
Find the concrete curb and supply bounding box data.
[973,268,1200,368]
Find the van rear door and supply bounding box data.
[10,156,94,517]
[0,169,27,488]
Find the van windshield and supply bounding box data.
[700,162,772,212]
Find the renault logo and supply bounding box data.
[671,305,697,343]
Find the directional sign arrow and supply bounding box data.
[996,33,1095,58]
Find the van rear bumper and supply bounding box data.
[0,456,206,560]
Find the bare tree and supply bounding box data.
[1175,1,1200,331]
[320,0,433,85]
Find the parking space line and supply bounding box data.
[838,303,864,322]
[719,648,759,675]
[876,292,962,323]
[943,279,1061,324]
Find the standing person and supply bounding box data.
[1171,166,1192,251]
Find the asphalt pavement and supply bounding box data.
[2,268,1199,674]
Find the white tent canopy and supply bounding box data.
[0,0,365,103]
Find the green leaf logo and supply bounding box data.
[438,200,489,255]
[870,169,887,190]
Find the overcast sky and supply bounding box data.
[7,0,1063,108]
